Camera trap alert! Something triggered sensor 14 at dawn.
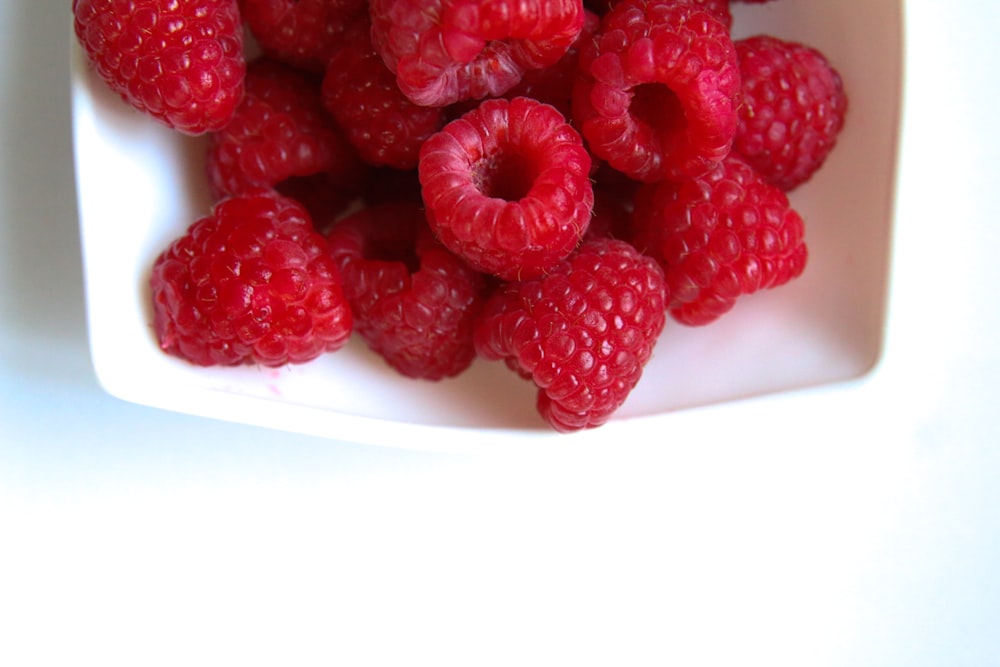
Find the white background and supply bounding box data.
[2,1,999,665]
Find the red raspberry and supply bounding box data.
[239,0,367,72]
[369,0,585,107]
[73,0,245,135]
[474,237,668,432]
[502,9,601,121]
[327,202,489,380]
[150,190,353,367]
[630,153,807,325]
[584,0,732,30]
[572,0,740,182]
[206,57,365,225]
[321,14,447,170]
[733,35,848,191]
[418,97,594,281]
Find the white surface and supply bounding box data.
[70,1,899,445]
[1,1,999,666]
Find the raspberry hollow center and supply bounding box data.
[631,83,687,138]
[473,151,539,202]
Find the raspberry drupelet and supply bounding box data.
[72,0,246,135]
[369,0,586,107]
[322,14,447,170]
[630,153,808,326]
[502,9,602,121]
[733,35,848,191]
[572,0,741,183]
[418,97,594,281]
[327,202,489,380]
[150,190,353,367]
[239,0,368,72]
[474,237,668,432]
[584,0,732,30]
[206,57,365,226]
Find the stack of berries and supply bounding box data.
[73,0,847,432]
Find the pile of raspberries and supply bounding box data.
[73,0,847,432]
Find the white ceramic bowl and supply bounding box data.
[71,1,903,448]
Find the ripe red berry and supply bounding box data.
[327,202,489,380]
[418,97,594,281]
[73,0,246,135]
[206,57,365,225]
[572,0,740,182]
[502,9,601,121]
[240,0,367,72]
[733,35,848,191]
[150,190,353,367]
[369,0,585,107]
[631,153,808,325]
[584,0,732,30]
[474,237,668,432]
[321,14,447,170]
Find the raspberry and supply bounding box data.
[630,153,807,325]
[150,190,353,367]
[572,0,740,182]
[418,97,594,281]
[327,202,489,380]
[474,237,668,432]
[584,0,732,30]
[321,14,447,170]
[502,9,601,121]
[239,0,367,72]
[733,35,848,191]
[206,57,365,225]
[369,0,585,107]
[73,0,245,135]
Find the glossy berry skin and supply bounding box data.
[327,202,489,380]
[474,237,668,432]
[584,0,732,30]
[572,0,740,182]
[734,35,848,191]
[150,191,353,367]
[206,57,364,224]
[502,9,601,121]
[73,0,245,135]
[631,153,807,326]
[418,97,594,281]
[322,15,446,170]
[239,0,367,72]
[369,0,585,107]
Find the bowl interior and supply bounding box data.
[71,1,903,437]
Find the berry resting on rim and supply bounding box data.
[733,34,848,191]
[630,153,808,326]
[150,190,353,367]
[73,0,246,135]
